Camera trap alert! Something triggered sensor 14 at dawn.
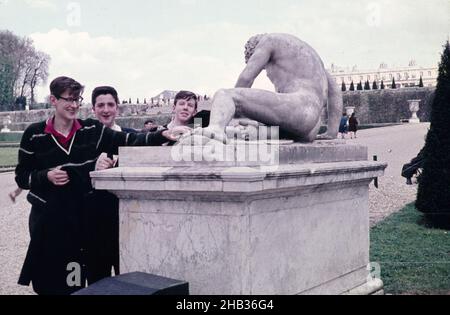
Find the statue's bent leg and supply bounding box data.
[200,88,323,142]
[230,88,323,142]
[194,89,235,143]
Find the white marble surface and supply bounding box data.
[118,141,367,167]
[91,143,386,295]
[116,180,371,294]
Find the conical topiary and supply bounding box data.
[416,41,450,226]
[419,76,424,87]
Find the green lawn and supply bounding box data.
[370,203,450,294]
[0,147,18,167]
[0,132,23,142]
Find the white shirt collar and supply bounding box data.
[110,123,122,132]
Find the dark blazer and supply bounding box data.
[121,127,138,133]
[348,116,358,132]
[16,119,167,294]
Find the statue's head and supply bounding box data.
[244,34,265,64]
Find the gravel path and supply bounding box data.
[349,123,429,226]
[0,173,34,295]
[0,123,430,294]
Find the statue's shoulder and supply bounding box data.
[265,33,307,48]
[255,34,278,52]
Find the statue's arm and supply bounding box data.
[235,44,271,88]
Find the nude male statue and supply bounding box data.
[195,33,342,143]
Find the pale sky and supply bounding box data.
[1,0,449,102]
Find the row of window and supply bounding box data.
[341,83,433,88]
[336,71,434,83]
[336,71,432,82]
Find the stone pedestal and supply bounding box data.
[408,100,421,124]
[91,141,386,295]
[1,115,11,133]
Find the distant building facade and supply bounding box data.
[150,90,178,106]
[329,60,438,88]
[150,90,208,106]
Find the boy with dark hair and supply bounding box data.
[143,119,159,132]
[15,76,190,295]
[174,90,198,108]
[85,85,129,284]
[158,90,198,146]
[167,90,198,130]
[91,86,119,107]
[91,86,135,133]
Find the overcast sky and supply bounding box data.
[1,0,448,102]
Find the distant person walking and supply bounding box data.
[348,113,359,139]
[338,113,348,139]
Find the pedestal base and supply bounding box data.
[91,141,386,295]
[344,279,384,295]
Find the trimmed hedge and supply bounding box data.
[0,132,23,142]
[343,87,435,124]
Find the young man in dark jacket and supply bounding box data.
[15,76,189,295]
[84,86,148,284]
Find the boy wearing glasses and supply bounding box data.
[15,76,190,295]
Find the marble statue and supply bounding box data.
[192,33,343,143]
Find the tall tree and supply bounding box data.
[0,57,14,110]
[341,81,346,92]
[6,33,34,98]
[28,51,50,106]
[0,30,50,110]
[380,80,385,89]
[349,81,355,91]
[0,30,20,109]
[419,76,424,87]
[18,46,36,99]
[416,41,450,226]
[372,80,378,90]
[391,78,397,89]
